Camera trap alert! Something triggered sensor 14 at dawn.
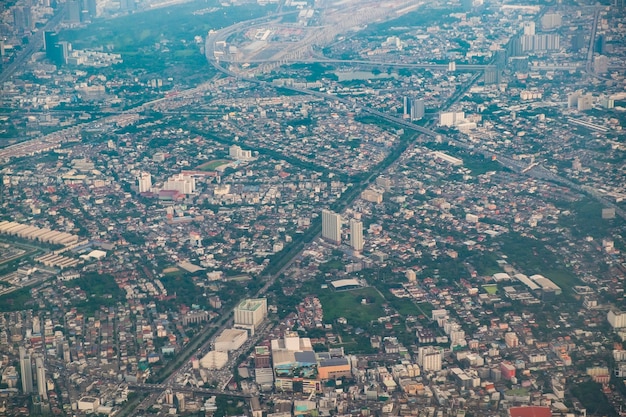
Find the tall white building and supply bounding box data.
[35,356,47,400]
[19,347,33,394]
[229,144,252,160]
[322,209,342,245]
[137,172,152,193]
[349,218,363,251]
[608,309,626,329]
[418,346,443,372]
[439,111,465,127]
[234,298,268,330]
[163,174,196,194]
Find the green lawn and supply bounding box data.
[318,287,386,327]
[197,159,231,171]
[482,284,498,295]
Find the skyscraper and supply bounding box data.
[19,347,33,395]
[349,218,363,252]
[35,356,47,400]
[322,209,341,245]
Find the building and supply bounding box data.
[234,298,268,331]
[137,172,152,193]
[229,144,253,160]
[500,362,516,380]
[349,219,363,252]
[163,173,195,194]
[504,332,519,348]
[509,406,551,417]
[523,21,535,35]
[593,55,609,74]
[19,347,33,394]
[35,356,47,400]
[608,309,626,329]
[439,111,465,127]
[77,397,101,412]
[361,189,383,203]
[214,328,248,352]
[541,13,561,30]
[321,209,341,245]
[200,351,228,369]
[418,346,443,371]
[403,97,424,121]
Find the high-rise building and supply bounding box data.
[322,209,341,245]
[349,219,363,252]
[19,347,33,394]
[608,309,626,329]
[234,298,268,330]
[541,13,562,30]
[66,0,81,22]
[411,99,424,121]
[163,173,195,194]
[35,356,47,400]
[418,346,443,371]
[137,172,152,193]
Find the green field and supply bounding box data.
[482,284,498,295]
[318,287,386,327]
[197,159,231,171]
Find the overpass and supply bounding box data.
[127,382,252,398]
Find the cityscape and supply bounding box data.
[0,0,625,416]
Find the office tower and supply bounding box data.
[571,31,585,52]
[44,31,66,66]
[35,356,47,400]
[19,347,33,394]
[66,0,81,22]
[322,209,341,245]
[86,0,98,18]
[411,99,424,121]
[137,172,152,193]
[349,219,363,252]
[595,35,606,55]
[404,97,424,121]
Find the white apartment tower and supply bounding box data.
[322,209,342,245]
[418,346,443,372]
[350,218,364,252]
[137,172,152,193]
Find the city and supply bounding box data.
[0,0,625,416]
